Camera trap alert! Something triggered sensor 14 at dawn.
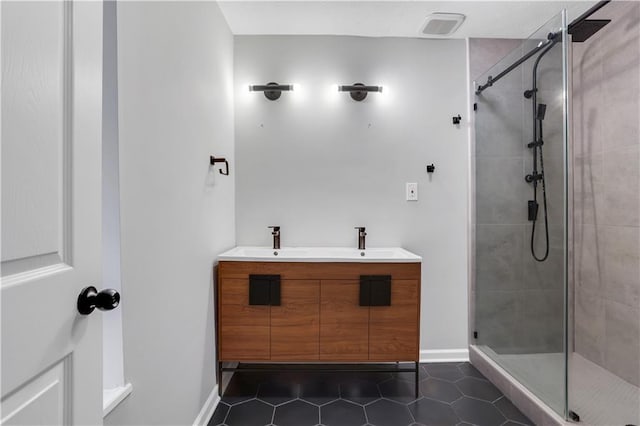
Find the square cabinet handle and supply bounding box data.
[360,275,391,306]
[359,280,371,306]
[270,279,281,306]
[249,275,281,306]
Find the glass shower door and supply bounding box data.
[473,11,569,418]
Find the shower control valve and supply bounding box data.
[527,139,544,148]
[525,172,544,183]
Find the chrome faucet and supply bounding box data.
[268,226,280,250]
[355,227,366,250]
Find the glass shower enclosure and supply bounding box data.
[472,11,570,418]
[473,5,640,424]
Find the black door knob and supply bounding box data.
[77,286,120,315]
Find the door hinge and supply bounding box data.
[473,331,478,339]
[473,103,478,111]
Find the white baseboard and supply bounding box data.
[420,348,469,363]
[193,385,220,426]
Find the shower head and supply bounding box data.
[569,19,610,42]
[537,103,547,121]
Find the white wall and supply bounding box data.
[105,2,234,424]
[235,36,469,357]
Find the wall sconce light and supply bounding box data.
[338,83,383,101]
[249,82,293,101]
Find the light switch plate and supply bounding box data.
[406,182,418,201]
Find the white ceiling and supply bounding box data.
[218,1,598,39]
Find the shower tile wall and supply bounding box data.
[572,1,640,387]
[471,38,565,354]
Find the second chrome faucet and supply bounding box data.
[268,226,280,249]
[355,227,366,250]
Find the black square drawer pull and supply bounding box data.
[360,275,391,306]
[359,280,371,307]
[249,275,280,306]
[269,278,281,306]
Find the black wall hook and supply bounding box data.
[210,156,229,175]
[427,164,436,173]
[452,115,462,125]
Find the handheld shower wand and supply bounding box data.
[524,41,556,262]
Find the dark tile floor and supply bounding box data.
[208,363,533,426]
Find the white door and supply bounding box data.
[1,1,104,425]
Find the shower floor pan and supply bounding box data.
[481,347,640,425]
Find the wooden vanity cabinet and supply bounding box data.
[369,279,419,360]
[217,262,420,363]
[218,278,270,360]
[320,280,369,360]
[271,279,320,360]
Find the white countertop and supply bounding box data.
[218,246,421,263]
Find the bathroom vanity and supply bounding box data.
[215,247,422,394]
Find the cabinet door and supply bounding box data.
[320,280,369,360]
[219,278,270,361]
[271,280,320,360]
[369,279,419,361]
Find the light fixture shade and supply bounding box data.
[249,82,293,100]
[338,83,383,101]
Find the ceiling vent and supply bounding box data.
[421,13,466,36]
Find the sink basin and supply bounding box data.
[237,247,310,258]
[218,246,421,263]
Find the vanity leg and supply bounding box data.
[217,361,222,397]
[414,361,419,398]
